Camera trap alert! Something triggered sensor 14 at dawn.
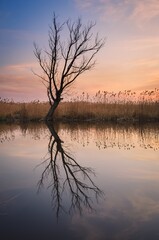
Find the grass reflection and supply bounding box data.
[0,123,159,151]
[59,123,159,151]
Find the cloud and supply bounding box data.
[0,63,46,101]
[123,37,159,52]
[75,0,159,24]
[70,184,159,240]
[75,0,131,19]
[131,0,159,22]
[1,62,39,73]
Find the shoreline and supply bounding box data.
[1,115,159,124]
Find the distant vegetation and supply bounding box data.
[0,89,159,123]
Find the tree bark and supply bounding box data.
[45,100,60,122]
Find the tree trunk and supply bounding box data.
[45,100,59,122]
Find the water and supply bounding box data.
[0,122,159,240]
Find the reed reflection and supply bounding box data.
[63,123,159,151]
[1,123,159,151]
[37,123,103,218]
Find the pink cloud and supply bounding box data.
[0,63,47,102]
[131,0,159,22]
[75,0,159,24]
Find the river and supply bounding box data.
[0,122,159,240]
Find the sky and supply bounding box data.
[0,0,159,102]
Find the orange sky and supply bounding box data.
[0,0,159,101]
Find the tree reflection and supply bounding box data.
[37,123,103,218]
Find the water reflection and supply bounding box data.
[60,123,159,151]
[1,122,159,150]
[1,122,159,239]
[37,123,103,218]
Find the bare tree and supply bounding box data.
[37,123,103,219]
[33,14,105,121]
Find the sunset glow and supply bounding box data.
[1,0,159,101]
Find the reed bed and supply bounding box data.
[0,89,159,122]
[55,101,159,122]
[0,99,49,121]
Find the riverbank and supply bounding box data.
[0,99,159,123]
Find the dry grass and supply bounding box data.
[55,101,159,121]
[0,89,159,122]
[0,99,49,121]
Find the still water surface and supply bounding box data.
[0,123,159,240]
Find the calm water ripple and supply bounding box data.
[0,122,159,240]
